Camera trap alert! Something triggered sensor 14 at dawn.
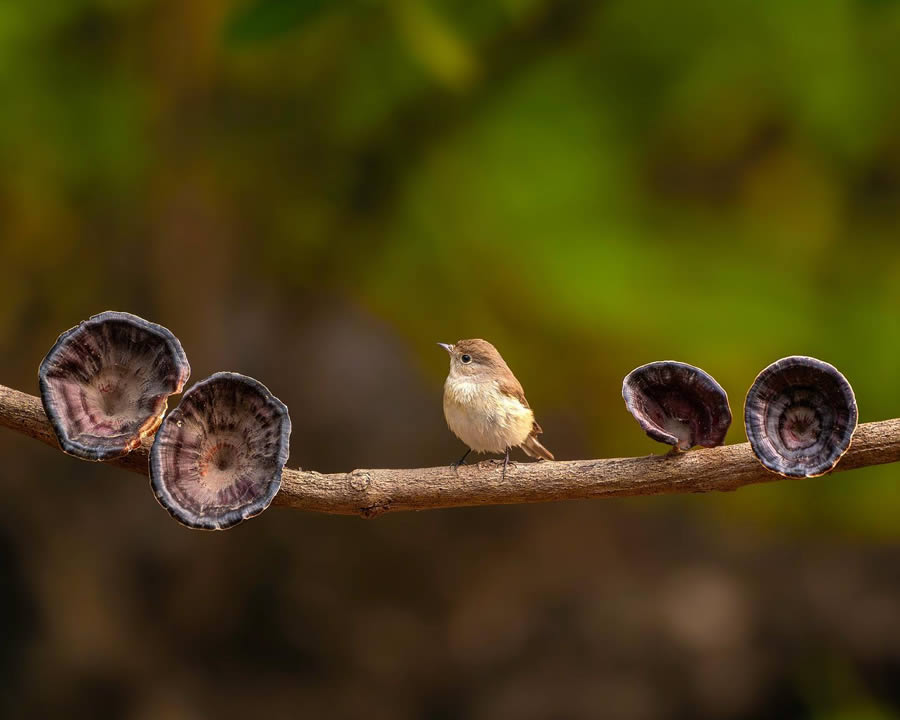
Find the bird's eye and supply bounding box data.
[461,354,472,364]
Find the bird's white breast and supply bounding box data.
[443,377,534,453]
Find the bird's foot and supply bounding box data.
[451,448,472,471]
[501,448,510,481]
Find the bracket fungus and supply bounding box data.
[744,356,858,478]
[38,311,190,461]
[622,361,732,451]
[150,372,291,530]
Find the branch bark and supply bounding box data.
[2,383,899,518]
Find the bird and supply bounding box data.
[438,338,554,479]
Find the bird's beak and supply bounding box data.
[437,343,453,354]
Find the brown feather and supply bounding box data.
[522,434,554,460]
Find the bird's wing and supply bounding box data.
[497,375,543,435]
[497,374,528,407]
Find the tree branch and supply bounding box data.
[2,383,899,518]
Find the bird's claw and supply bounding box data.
[451,448,472,471]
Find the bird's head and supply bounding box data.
[438,338,507,381]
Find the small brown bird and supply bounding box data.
[439,339,554,478]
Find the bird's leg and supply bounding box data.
[501,447,510,481]
[452,448,471,469]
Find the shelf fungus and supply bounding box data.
[150,372,291,530]
[38,311,190,461]
[744,356,858,478]
[622,361,732,451]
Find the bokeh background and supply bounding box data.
[2,0,900,717]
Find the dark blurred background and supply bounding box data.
[2,0,900,717]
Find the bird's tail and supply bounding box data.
[522,433,554,461]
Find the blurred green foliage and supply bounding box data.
[225,0,341,47]
[2,1,900,717]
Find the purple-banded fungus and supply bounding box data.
[38,311,190,461]
[150,372,291,530]
[622,361,732,451]
[744,356,857,478]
